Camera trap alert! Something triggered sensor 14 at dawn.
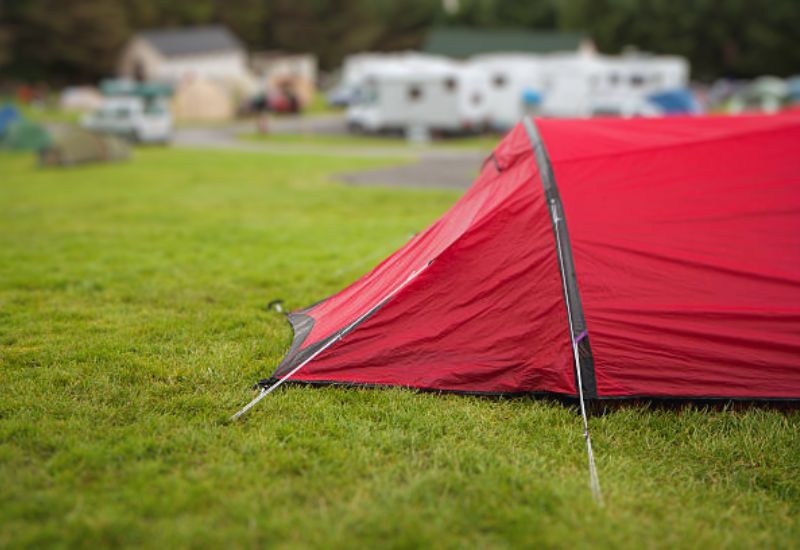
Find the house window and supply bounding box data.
[408,85,423,101]
[444,77,457,92]
[493,74,507,88]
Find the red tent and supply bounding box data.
[266,115,800,401]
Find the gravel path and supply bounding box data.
[334,151,484,190]
[172,115,487,190]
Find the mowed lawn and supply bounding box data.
[0,147,798,548]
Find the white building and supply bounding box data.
[118,26,252,85]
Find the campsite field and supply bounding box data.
[1,147,798,548]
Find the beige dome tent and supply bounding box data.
[171,77,234,121]
[59,86,104,112]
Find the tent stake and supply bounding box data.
[230,262,432,421]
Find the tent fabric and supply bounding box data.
[0,120,51,151]
[0,104,21,137]
[172,77,233,121]
[39,126,130,167]
[646,89,700,115]
[538,115,800,399]
[271,114,800,400]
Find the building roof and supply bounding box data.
[137,25,243,57]
[423,27,586,58]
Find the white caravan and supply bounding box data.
[469,54,545,129]
[469,51,690,125]
[330,52,448,106]
[347,57,491,134]
[538,52,689,117]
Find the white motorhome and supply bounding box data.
[330,52,447,106]
[538,52,689,117]
[469,54,545,129]
[471,51,690,122]
[347,57,491,134]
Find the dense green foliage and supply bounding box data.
[1,147,799,547]
[1,0,798,83]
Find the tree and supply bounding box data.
[267,0,385,68]
[2,0,130,82]
[557,0,800,80]
[444,0,558,28]
[0,0,798,83]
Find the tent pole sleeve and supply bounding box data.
[523,117,603,505]
[231,261,433,421]
[521,117,597,399]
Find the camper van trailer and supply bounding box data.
[347,58,491,135]
[331,52,449,106]
[469,54,544,129]
[587,54,689,116]
[469,51,691,123]
[538,52,690,117]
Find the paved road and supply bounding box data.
[334,153,484,190]
[172,115,487,189]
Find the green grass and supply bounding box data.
[10,101,82,125]
[304,91,342,115]
[1,148,799,548]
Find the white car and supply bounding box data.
[82,96,172,143]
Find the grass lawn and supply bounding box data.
[8,101,83,126]
[1,148,798,548]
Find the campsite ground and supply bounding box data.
[1,145,799,548]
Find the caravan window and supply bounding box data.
[444,78,457,92]
[493,74,507,88]
[408,85,423,102]
[630,74,646,87]
[609,73,621,86]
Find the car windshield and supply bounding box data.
[144,104,166,115]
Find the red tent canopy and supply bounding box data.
[270,114,800,400]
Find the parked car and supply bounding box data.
[326,84,358,107]
[82,96,172,143]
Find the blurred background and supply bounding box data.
[1,0,799,158]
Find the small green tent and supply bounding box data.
[39,126,130,167]
[1,120,51,151]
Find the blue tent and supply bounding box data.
[0,104,21,137]
[647,89,700,115]
[522,88,543,106]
